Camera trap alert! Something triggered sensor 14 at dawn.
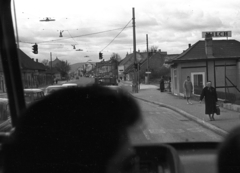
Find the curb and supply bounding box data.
[133,95,228,137]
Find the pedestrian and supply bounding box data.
[183,76,193,104]
[159,76,164,92]
[199,81,218,121]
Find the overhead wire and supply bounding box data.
[100,19,132,52]
[36,26,132,43]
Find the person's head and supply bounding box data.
[218,126,240,173]
[206,81,212,87]
[2,85,141,173]
[187,76,190,81]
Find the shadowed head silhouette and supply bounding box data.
[2,85,141,173]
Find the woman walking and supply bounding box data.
[183,76,193,104]
[159,76,165,92]
[199,81,218,121]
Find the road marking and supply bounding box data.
[149,129,166,134]
[143,130,151,140]
[187,127,204,132]
[149,128,184,134]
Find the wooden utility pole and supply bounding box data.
[146,34,149,84]
[132,7,138,93]
[50,52,53,83]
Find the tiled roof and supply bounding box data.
[0,49,47,72]
[18,49,46,71]
[124,52,163,74]
[173,39,240,62]
[119,53,134,66]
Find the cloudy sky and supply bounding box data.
[13,0,240,65]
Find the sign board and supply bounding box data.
[145,71,151,74]
[202,31,231,38]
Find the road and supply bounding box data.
[0,78,224,144]
[129,99,223,144]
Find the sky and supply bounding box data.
[12,0,240,65]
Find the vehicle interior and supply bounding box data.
[0,1,239,173]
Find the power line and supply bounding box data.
[100,19,132,52]
[30,26,132,44]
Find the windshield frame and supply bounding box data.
[0,0,26,127]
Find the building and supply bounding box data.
[168,34,240,102]
[96,59,118,78]
[120,50,168,81]
[0,48,53,92]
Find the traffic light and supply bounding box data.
[99,52,103,59]
[32,43,38,54]
[134,63,137,69]
[134,63,141,70]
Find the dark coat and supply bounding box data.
[200,86,218,114]
[160,79,164,92]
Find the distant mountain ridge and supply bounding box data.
[70,62,96,73]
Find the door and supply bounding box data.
[191,73,205,95]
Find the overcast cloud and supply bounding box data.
[13,0,240,64]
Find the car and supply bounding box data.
[24,89,45,104]
[62,83,78,88]
[0,98,9,122]
[95,77,118,86]
[45,85,65,96]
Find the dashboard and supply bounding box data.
[134,142,219,173]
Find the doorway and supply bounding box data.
[191,72,205,95]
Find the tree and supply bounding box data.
[41,59,49,66]
[149,45,159,52]
[55,60,70,78]
[143,45,159,53]
[110,53,122,62]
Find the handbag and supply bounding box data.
[216,105,220,115]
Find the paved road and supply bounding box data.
[129,99,223,145]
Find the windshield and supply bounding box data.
[2,0,240,143]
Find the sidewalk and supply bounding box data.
[132,86,240,136]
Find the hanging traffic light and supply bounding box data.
[99,52,103,59]
[32,43,38,54]
[134,63,137,69]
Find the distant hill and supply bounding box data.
[70,62,96,73]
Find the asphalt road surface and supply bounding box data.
[129,99,223,145]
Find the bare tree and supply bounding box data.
[149,45,159,52]
[143,45,159,53]
[41,59,49,66]
[110,53,122,62]
[55,60,70,77]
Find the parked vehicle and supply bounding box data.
[45,85,64,96]
[24,89,45,104]
[0,98,9,121]
[95,77,118,86]
[62,83,78,88]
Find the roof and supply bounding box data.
[124,52,164,74]
[119,53,134,66]
[172,39,240,62]
[0,49,47,72]
[18,49,46,71]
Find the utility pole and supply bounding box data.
[132,7,138,93]
[146,34,149,84]
[50,52,53,84]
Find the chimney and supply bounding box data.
[188,44,191,48]
[205,33,213,56]
[36,59,38,63]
